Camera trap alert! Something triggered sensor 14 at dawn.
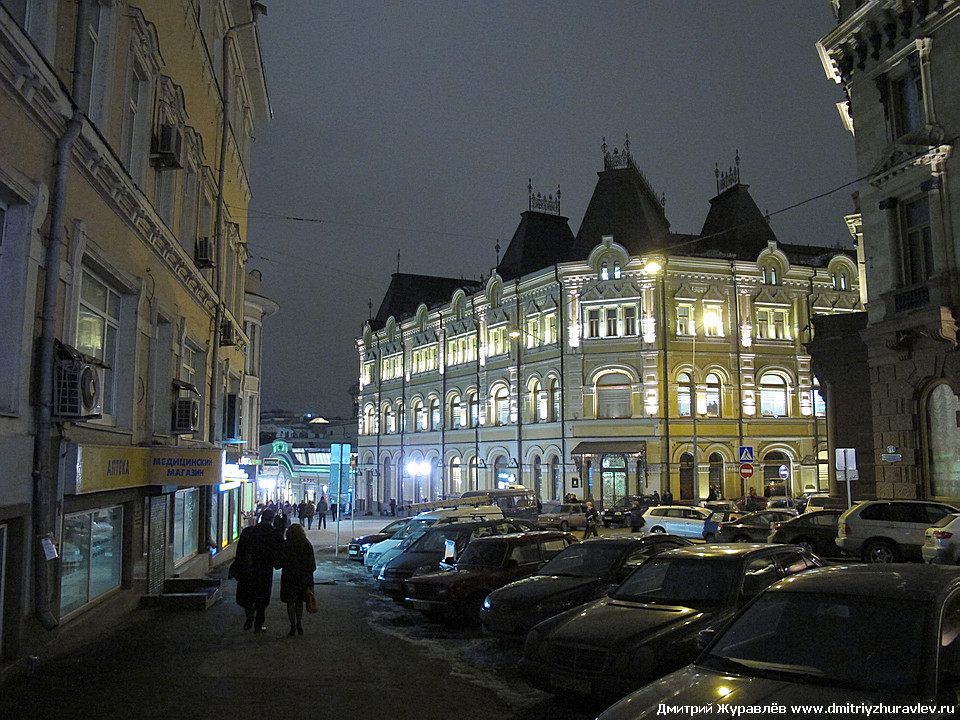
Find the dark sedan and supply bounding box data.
[602,495,657,528]
[713,509,797,542]
[598,564,960,720]
[480,534,692,637]
[767,509,845,557]
[520,544,823,699]
[403,530,576,621]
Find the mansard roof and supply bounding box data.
[372,273,482,328]
[571,141,671,260]
[497,209,576,280]
[694,183,779,258]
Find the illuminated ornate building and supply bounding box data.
[815,0,960,503]
[0,1,271,669]
[356,143,861,512]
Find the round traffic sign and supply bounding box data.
[739,463,754,479]
[779,464,789,480]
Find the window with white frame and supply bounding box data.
[413,399,427,432]
[759,373,789,417]
[385,404,396,433]
[889,57,924,140]
[584,303,640,339]
[549,377,561,421]
[676,303,693,335]
[596,372,632,419]
[467,390,480,427]
[587,309,601,338]
[677,372,692,417]
[122,57,153,184]
[812,383,825,418]
[488,325,507,356]
[543,312,557,344]
[445,334,476,366]
[381,352,402,380]
[525,317,540,348]
[412,345,437,374]
[535,380,548,422]
[396,401,405,431]
[703,304,724,336]
[761,264,780,286]
[755,307,790,340]
[429,397,441,431]
[705,373,722,417]
[77,268,120,418]
[449,394,464,429]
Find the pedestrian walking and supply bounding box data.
[273,510,288,535]
[629,501,646,533]
[389,498,396,517]
[652,490,661,505]
[299,498,316,529]
[330,500,338,522]
[276,523,316,636]
[583,501,600,538]
[230,508,282,632]
[316,495,328,529]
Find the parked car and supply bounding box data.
[734,494,768,512]
[641,505,711,538]
[767,509,845,557]
[363,505,503,574]
[597,564,960,720]
[403,530,576,620]
[701,510,743,542]
[480,534,692,637]
[347,517,414,562]
[519,544,823,699]
[923,512,960,564]
[800,491,840,514]
[602,495,657,528]
[837,499,959,563]
[537,502,589,531]
[713,509,798,543]
[377,518,539,599]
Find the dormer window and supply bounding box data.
[761,264,779,285]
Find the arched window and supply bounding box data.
[597,372,632,418]
[450,456,462,495]
[413,399,427,431]
[708,452,724,496]
[549,377,561,421]
[469,456,480,491]
[429,397,441,431]
[467,390,480,427]
[364,406,376,434]
[532,455,542,498]
[493,386,510,426]
[926,384,960,498]
[679,451,695,501]
[385,404,396,434]
[396,401,405,432]
[493,455,511,488]
[550,456,561,500]
[759,373,789,417]
[762,264,780,285]
[600,261,609,280]
[529,379,546,423]
[449,393,463,429]
[763,451,790,496]
[705,373,722,417]
[677,372,693,417]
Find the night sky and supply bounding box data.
[247,1,855,419]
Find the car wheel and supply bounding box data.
[863,539,900,563]
[651,526,666,533]
[793,537,817,554]
[559,520,569,532]
[703,533,716,542]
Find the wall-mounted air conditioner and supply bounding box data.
[152,123,183,169]
[54,342,103,419]
[220,321,236,347]
[172,396,201,434]
[195,237,215,268]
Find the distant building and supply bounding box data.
[0,2,271,669]
[356,143,861,512]
[816,0,960,504]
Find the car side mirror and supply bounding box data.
[697,629,716,650]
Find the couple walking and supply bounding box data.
[230,508,317,636]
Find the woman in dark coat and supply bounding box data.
[277,522,316,636]
[232,508,282,632]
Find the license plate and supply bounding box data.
[550,672,592,695]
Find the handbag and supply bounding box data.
[306,591,317,614]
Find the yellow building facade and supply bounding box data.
[0,1,270,670]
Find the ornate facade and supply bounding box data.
[816,0,960,503]
[356,145,861,511]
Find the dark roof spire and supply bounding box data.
[528,178,562,215]
[715,149,741,195]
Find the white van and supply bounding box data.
[363,505,502,574]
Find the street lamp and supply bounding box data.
[691,309,720,499]
[406,460,431,503]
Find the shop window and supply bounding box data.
[60,506,122,617]
[173,488,199,564]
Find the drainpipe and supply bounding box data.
[32,109,83,630]
[732,261,745,497]
[555,265,567,499]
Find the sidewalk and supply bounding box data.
[0,518,516,720]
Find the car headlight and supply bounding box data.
[360,542,373,550]
[613,644,656,674]
[482,597,492,610]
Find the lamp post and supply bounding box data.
[406,460,430,503]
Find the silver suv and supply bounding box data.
[837,500,958,563]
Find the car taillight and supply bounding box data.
[843,524,852,535]
[717,524,725,531]
[934,530,954,539]
[771,522,783,531]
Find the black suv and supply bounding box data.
[377,518,538,599]
[602,495,657,528]
[403,530,576,620]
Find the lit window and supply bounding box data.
[606,308,617,337]
[77,268,120,417]
[677,372,692,417]
[494,387,510,426]
[597,372,632,419]
[588,309,601,338]
[676,304,693,335]
[705,373,721,417]
[429,397,440,431]
[759,374,789,417]
[450,394,463,429]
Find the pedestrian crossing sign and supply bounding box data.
[739,446,754,463]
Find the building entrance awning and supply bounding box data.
[571,441,645,455]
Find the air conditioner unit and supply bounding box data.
[152,123,183,169]
[220,321,236,347]
[172,397,201,434]
[194,237,215,268]
[54,344,103,419]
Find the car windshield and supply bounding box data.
[410,526,473,553]
[558,505,578,513]
[396,518,436,540]
[541,502,561,514]
[458,540,508,567]
[537,542,625,578]
[611,557,736,605]
[700,592,927,693]
[381,519,411,536]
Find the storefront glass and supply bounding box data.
[60,506,122,617]
[173,488,199,564]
